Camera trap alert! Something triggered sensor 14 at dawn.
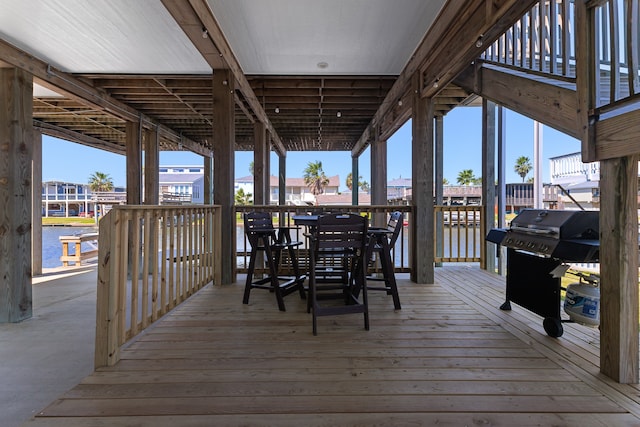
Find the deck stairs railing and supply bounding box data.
[482,0,640,112]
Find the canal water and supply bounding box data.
[42,226,98,268]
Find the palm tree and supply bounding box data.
[456,169,476,185]
[346,172,369,192]
[303,161,330,195]
[514,156,532,182]
[88,172,114,192]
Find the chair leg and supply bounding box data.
[287,245,306,300]
[264,244,286,311]
[380,249,401,310]
[243,247,259,305]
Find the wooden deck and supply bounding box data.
[25,265,640,426]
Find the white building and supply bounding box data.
[549,152,601,210]
[158,165,204,203]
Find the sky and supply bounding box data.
[41,106,581,191]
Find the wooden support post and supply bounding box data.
[370,136,387,227]
[434,115,444,267]
[32,130,42,276]
[253,122,267,205]
[143,127,159,205]
[351,156,359,206]
[599,156,639,384]
[212,69,235,284]
[482,99,496,271]
[0,67,33,322]
[278,153,286,207]
[265,132,271,204]
[204,156,213,205]
[411,73,434,284]
[575,0,597,162]
[126,120,142,205]
[497,106,507,275]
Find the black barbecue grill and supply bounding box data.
[486,209,599,337]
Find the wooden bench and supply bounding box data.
[59,233,99,266]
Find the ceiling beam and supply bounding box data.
[162,0,287,157]
[0,38,209,157]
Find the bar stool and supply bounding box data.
[365,211,403,309]
[243,212,306,311]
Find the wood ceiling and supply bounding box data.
[31,74,476,156]
[19,1,538,158]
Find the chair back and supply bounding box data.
[314,213,368,254]
[244,212,276,247]
[385,211,404,248]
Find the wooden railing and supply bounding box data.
[482,0,576,80]
[235,205,413,274]
[236,204,486,273]
[483,0,640,109]
[95,205,222,368]
[434,205,485,263]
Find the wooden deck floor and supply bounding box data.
[25,265,640,426]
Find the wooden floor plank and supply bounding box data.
[25,266,640,426]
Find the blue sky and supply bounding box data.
[42,106,581,190]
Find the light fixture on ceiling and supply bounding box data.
[202,28,208,39]
[433,78,440,89]
[336,111,341,118]
[398,99,403,107]
[475,34,484,48]
[275,106,280,114]
[317,61,329,69]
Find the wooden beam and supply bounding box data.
[599,156,639,383]
[33,120,125,155]
[455,63,579,139]
[594,109,640,160]
[353,0,538,156]
[0,67,33,322]
[162,0,286,157]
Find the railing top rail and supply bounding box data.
[109,204,222,211]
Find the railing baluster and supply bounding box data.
[141,210,151,329]
[130,210,140,336]
[168,208,175,309]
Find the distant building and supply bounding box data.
[41,181,125,217]
[549,152,602,210]
[158,165,204,204]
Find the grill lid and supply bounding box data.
[487,209,599,261]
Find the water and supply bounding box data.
[42,226,98,268]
